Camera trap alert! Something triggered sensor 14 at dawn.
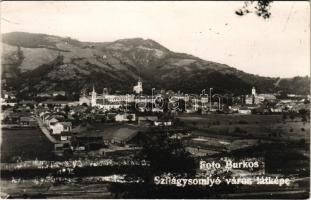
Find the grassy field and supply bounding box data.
[178,113,283,124]
[178,114,309,142]
[1,128,55,163]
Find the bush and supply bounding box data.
[238,120,248,124]
[298,138,305,145]
[213,121,220,125]
[301,116,307,122]
[234,127,247,134]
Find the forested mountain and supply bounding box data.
[2,32,309,98]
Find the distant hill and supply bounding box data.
[1,32,309,98]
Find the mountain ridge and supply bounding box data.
[1,32,310,98]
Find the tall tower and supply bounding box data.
[137,78,142,91]
[91,85,97,107]
[133,78,143,94]
[251,86,256,96]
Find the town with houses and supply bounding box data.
[0,0,310,198]
[1,78,310,159]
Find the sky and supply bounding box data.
[1,1,310,78]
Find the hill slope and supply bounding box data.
[1,32,309,98]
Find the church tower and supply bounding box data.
[133,78,143,94]
[251,86,256,96]
[251,86,257,105]
[91,85,97,107]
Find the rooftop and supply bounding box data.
[72,123,140,142]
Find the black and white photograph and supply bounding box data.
[0,1,310,199]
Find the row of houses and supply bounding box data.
[37,91,66,98]
[39,112,72,138]
[1,112,37,127]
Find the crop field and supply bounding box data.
[1,128,55,163]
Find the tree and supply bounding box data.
[138,131,196,176]
[236,0,273,19]
[289,113,295,121]
[126,114,134,122]
[64,105,70,114]
[178,99,186,112]
[109,129,197,198]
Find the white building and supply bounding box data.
[133,79,143,94]
[238,107,252,114]
[91,85,97,107]
[50,122,72,135]
[115,113,136,122]
[252,86,256,96]
[50,122,64,134]
[246,86,276,105]
[79,86,135,110]
[154,121,172,126]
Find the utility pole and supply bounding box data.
[151,88,155,112]
[209,88,213,111]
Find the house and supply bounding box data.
[50,122,64,134]
[40,100,71,108]
[41,112,50,121]
[60,132,72,141]
[270,108,283,113]
[170,132,191,139]
[60,122,72,132]
[7,113,22,124]
[43,113,64,126]
[68,101,80,107]
[245,95,254,105]
[71,124,140,150]
[71,124,105,149]
[95,100,123,111]
[50,122,72,134]
[186,109,197,113]
[45,116,59,127]
[20,116,37,127]
[245,104,258,111]
[255,94,277,103]
[154,121,172,126]
[1,101,17,107]
[238,107,252,114]
[2,90,16,100]
[54,143,71,156]
[37,93,52,98]
[108,127,139,145]
[39,111,50,119]
[137,116,158,125]
[107,112,117,121]
[115,113,136,122]
[19,100,37,107]
[79,96,91,106]
[151,107,164,113]
[52,91,66,97]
